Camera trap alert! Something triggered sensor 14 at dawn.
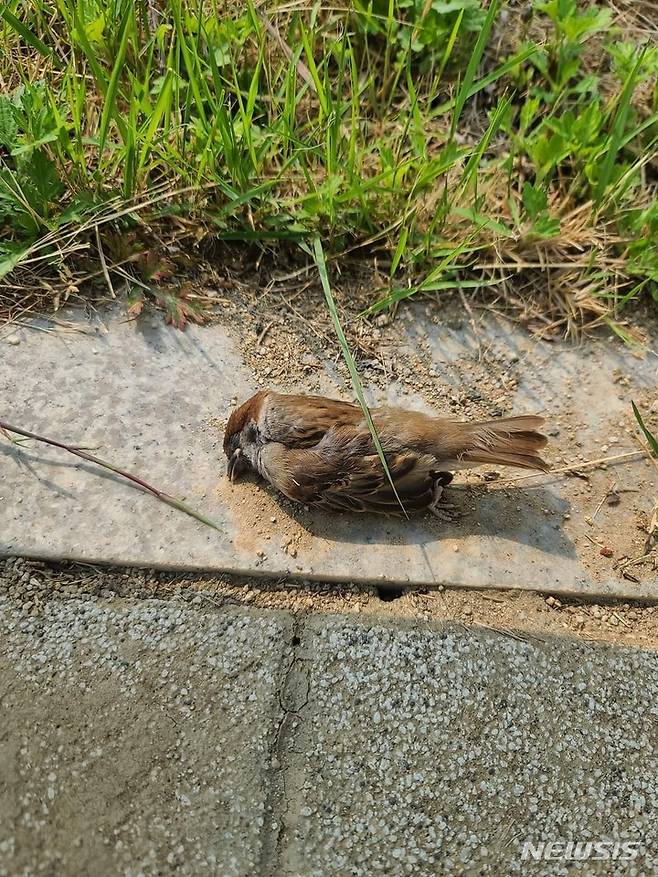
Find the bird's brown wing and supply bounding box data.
[262,393,364,448]
[261,430,438,515]
[316,450,438,514]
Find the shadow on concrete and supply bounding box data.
[1,443,80,500]
[243,472,577,562]
[3,438,577,567]
[1,442,155,500]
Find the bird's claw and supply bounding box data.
[429,504,464,522]
[429,480,465,521]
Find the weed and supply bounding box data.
[0,1,656,335]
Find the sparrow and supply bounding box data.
[223,390,548,516]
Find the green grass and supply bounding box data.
[633,401,658,457]
[0,0,657,334]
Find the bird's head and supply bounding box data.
[223,391,267,482]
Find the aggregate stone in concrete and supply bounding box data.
[0,596,292,877]
[276,616,658,877]
[1,306,657,599]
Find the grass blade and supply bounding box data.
[137,69,174,172]
[450,0,499,137]
[0,4,59,66]
[0,419,222,532]
[632,402,658,457]
[97,5,132,159]
[171,0,208,126]
[364,225,488,315]
[362,276,501,316]
[594,47,647,207]
[390,227,409,276]
[435,43,537,120]
[458,93,513,193]
[300,21,328,115]
[72,2,109,95]
[437,9,464,84]
[312,236,408,517]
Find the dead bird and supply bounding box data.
[224,390,548,515]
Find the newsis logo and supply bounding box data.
[520,840,641,862]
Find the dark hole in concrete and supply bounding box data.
[377,586,404,602]
[291,635,301,646]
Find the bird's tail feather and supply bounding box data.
[453,414,549,472]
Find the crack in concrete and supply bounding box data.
[258,614,310,877]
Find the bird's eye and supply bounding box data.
[244,422,258,443]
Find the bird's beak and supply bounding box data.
[227,448,246,482]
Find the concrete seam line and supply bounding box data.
[258,613,310,877]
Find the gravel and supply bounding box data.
[278,616,658,877]
[1,558,657,876]
[0,580,292,877]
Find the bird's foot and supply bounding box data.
[429,503,463,522]
[429,481,464,522]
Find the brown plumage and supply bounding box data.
[223,390,549,515]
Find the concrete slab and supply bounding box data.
[1,306,657,598]
[275,615,658,876]
[0,595,292,876]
